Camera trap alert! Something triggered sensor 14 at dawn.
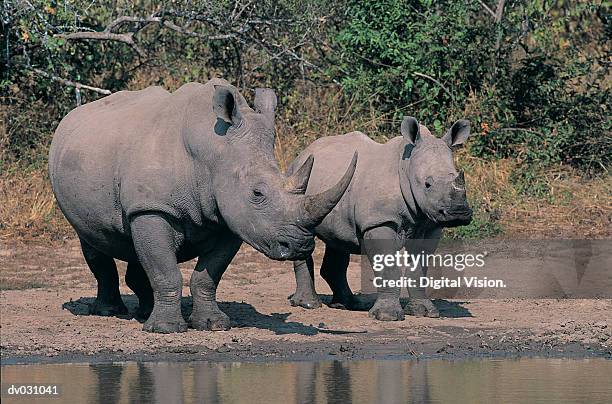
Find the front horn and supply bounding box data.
[297,152,358,228]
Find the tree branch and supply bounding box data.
[56,12,242,57]
[31,68,112,95]
[104,16,159,32]
[478,1,506,22]
[493,0,506,52]
[57,31,146,57]
[495,0,506,24]
[53,9,326,82]
[413,72,453,99]
[477,0,496,19]
[161,20,236,40]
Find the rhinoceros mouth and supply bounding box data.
[277,241,292,259]
[251,235,315,261]
[269,240,315,261]
[436,207,473,227]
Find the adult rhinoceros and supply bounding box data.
[49,78,357,333]
[288,117,472,321]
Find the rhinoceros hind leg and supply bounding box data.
[289,256,322,309]
[79,238,128,317]
[125,261,154,320]
[320,247,354,310]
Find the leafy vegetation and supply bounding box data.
[332,0,610,174]
[1,0,610,239]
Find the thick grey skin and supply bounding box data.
[49,78,357,333]
[288,117,473,321]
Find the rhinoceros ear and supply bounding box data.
[212,85,242,127]
[400,116,421,145]
[443,119,471,147]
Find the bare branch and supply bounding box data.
[161,20,236,40]
[53,8,324,83]
[104,16,160,32]
[477,0,496,19]
[478,0,506,23]
[413,72,453,99]
[232,0,254,22]
[59,30,131,41]
[30,68,112,95]
[493,0,506,52]
[57,31,147,57]
[494,0,506,23]
[56,11,241,57]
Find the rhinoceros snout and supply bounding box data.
[437,206,473,227]
[268,236,315,261]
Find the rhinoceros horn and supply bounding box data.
[285,155,315,195]
[296,151,358,228]
[254,88,277,124]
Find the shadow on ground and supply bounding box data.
[62,295,365,336]
[62,294,471,336]
[318,293,472,318]
[432,299,472,318]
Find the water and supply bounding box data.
[2,358,611,403]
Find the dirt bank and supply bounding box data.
[1,239,611,364]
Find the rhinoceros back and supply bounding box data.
[289,132,408,248]
[49,86,175,248]
[49,81,237,256]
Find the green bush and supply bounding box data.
[332,0,492,125]
[2,0,610,178]
[331,0,611,175]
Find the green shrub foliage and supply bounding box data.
[2,0,610,174]
[332,0,610,174]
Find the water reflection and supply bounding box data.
[2,358,611,403]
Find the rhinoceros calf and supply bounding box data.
[288,117,472,320]
[49,78,357,333]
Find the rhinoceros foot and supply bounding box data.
[404,298,440,318]
[143,309,188,333]
[289,291,322,309]
[190,306,231,331]
[368,298,405,321]
[89,299,128,317]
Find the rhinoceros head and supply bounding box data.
[209,85,357,260]
[399,116,472,227]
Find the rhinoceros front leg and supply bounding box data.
[189,234,242,331]
[404,228,441,318]
[130,214,187,333]
[364,225,404,321]
[289,256,322,309]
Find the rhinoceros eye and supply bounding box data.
[250,187,267,204]
[425,176,434,189]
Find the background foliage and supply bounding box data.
[1,0,610,239]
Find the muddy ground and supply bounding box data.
[1,239,611,364]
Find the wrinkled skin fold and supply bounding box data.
[49,78,357,333]
[288,117,473,321]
